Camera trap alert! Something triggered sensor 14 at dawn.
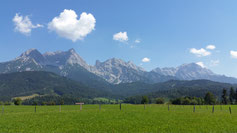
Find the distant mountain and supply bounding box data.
[152,63,237,84]
[0,71,110,101]
[93,58,177,84]
[0,48,237,84]
[93,58,149,84]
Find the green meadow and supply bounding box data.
[0,104,237,133]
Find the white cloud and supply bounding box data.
[206,45,216,50]
[196,62,206,68]
[48,9,96,42]
[190,48,211,57]
[13,13,43,35]
[210,60,220,67]
[230,50,237,59]
[113,32,128,42]
[142,57,150,63]
[135,39,140,43]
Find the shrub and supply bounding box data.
[4,101,11,105]
[141,96,149,104]
[13,98,22,105]
[156,98,165,104]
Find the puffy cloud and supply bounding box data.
[113,32,128,42]
[13,13,43,35]
[230,50,237,58]
[135,39,141,43]
[142,57,150,62]
[190,48,211,57]
[206,45,216,50]
[48,9,96,42]
[210,60,220,67]
[196,62,205,68]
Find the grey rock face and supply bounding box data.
[93,58,146,84]
[0,48,237,84]
[152,63,237,84]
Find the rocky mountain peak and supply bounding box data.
[68,48,76,54]
[178,63,202,69]
[152,63,215,80]
[20,48,40,57]
[42,48,89,68]
[177,63,213,74]
[18,48,45,63]
[96,58,144,72]
[95,60,101,66]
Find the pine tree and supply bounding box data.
[229,87,235,105]
[221,88,228,105]
[235,89,237,104]
[141,96,149,104]
[204,92,216,105]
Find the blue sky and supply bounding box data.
[1,0,237,77]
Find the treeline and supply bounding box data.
[125,87,237,105]
[0,95,121,106]
[2,87,237,106]
[123,96,165,104]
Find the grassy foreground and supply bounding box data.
[0,104,237,133]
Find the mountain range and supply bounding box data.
[1,48,237,84]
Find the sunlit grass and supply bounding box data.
[0,104,236,133]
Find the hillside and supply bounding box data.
[0,71,235,102]
[122,80,236,103]
[112,79,236,99]
[0,71,110,101]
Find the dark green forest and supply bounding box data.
[0,71,237,105]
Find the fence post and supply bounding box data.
[229,106,232,114]
[2,106,4,115]
[212,105,214,113]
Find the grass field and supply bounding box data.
[0,104,237,133]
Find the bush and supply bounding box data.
[182,98,191,105]
[190,99,198,105]
[60,100,64,105]
[47,101,56,105]
[156,98,164,104]
[141,96,149,104]
[41,102,46,105]
[13,98,22,105]
[171,97,204,105]
[32,101,38,105]
[4,101,11,105]
[171,98,182,105]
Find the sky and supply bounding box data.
[1,0,237,77]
